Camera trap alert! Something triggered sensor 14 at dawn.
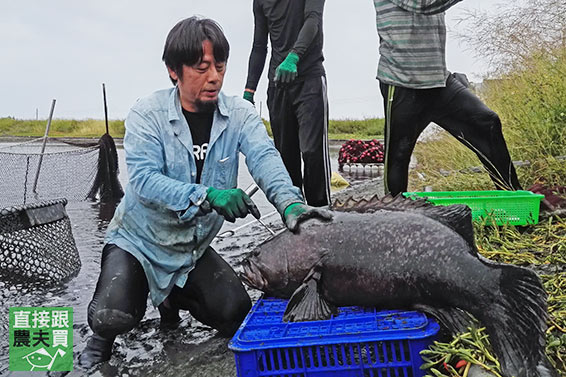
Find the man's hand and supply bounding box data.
[283,203,333,232]
[275,52,299,83]
[243,89,255,104]
[206,187,261,222]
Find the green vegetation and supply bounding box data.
[265,117,383,140]
[485,49,566,163]
[422,327,503,377]
[411,47,566,192]
[328,118,384,140]
[0,117,125,138]
[0,116,383,141]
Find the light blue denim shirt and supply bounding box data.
[105,87,303,306]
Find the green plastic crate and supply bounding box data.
[403,190,545,226]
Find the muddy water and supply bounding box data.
[0,142,383,377]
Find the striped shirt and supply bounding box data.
[374,0,463,89]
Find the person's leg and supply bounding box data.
[80,244,149,368]
[379,82,431,196]
[168,247,251,337]
[267,85,303,189]
[431,74,522,190]
[294,76,331,207]
[158,297,181,329]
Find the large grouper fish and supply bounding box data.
[240,195,557,377]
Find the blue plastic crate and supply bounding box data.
[229,298,440,377]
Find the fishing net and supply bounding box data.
[0,133,123,208]
[0,198,81,284]
[0,133,123,285]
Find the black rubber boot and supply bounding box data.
[78,334,114,369]
[158,299,181,329]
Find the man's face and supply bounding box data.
[168,39,226,112]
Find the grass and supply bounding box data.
[411,47,566,192]
[328,118,384,140]
[482,48,566,163]
[0,117,125,139]
[0,117,383,141]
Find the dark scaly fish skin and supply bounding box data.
[241,209,556,377]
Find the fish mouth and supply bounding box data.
[240,259,268,290]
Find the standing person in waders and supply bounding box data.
[374,0,523,195]
[244,0,331,207]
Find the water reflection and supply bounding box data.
[95,200,120,223]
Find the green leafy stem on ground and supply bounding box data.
[421,326,502,377]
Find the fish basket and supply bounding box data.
[229,297,439,377]
[403,190,545,226]
[0,198,81,285]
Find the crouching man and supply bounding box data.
[79,16,331,369]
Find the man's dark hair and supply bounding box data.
[162,17,230,84]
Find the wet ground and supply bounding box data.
[0,141,384,377]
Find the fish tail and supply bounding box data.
[482,265,553,377]
[537,357,559,377]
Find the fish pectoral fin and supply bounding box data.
[283,266,336,322]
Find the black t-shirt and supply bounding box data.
[183,109,213,183]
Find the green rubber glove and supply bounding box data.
[243,90,255,104]
[275,52,299,83]
[283,202,333,232]
[206,187,261,223]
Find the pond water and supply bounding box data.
[0,141,382,376]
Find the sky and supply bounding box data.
[0,1,503,121]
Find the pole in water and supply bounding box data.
[32,99,56,199]
[102,83,109,135]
